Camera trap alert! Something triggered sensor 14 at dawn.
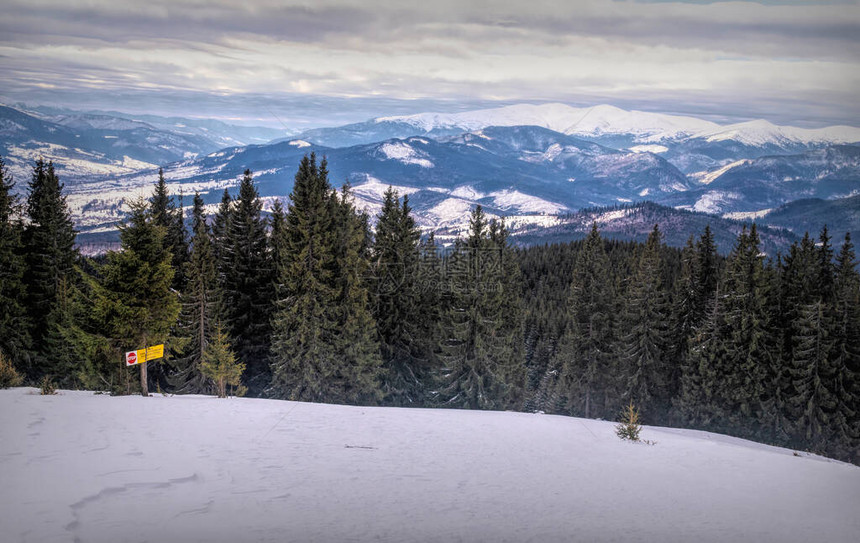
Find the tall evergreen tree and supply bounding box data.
[221,170,273,393]
[211,188,232,279]
[271,155,338,401]
[170,193,218,394]
[23,160,78,380]
[92,197,179,395]
[817,225,835,304]
[831,234,860,461]
[270,154,381,404]
[149,169,189,291]
[758,257,790,444]
[371,188,431,405]
[779,232,828,439]
[789,299,838,451]
[672,227,719,426]
[620,224,671,421]
[713,225,773,435]
[677,284,725,428]
[487,217,526,409]
[434,207,524,410]
[694,225,719,318]
[554,224,617,419]
[330,183,384,403]
[670,235,697,423]
[0,157,31,370]
[269,198,289,295]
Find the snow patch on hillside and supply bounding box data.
[121,156,158,170]
[428,198,475,225]
[542,143,564,161]
[378,142,434,168]
[691,159,751,185]
[450,185,485,200]
[288,139,312,148]
[629,144,668,154]
[723,208,774,221]
[489,189,566,214]
[595,208,635,223]
[694,191,741,214]
[352,175,421,200]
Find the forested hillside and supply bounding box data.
[1,155,858,464]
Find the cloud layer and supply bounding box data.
[1,0,858,127]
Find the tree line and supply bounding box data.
[0,154,857,463]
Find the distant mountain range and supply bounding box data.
[295,103,860,150]
[1,101,858,254]
[24,105,291,149]
[0,104,288,183]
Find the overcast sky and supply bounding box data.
[1,0,858,129]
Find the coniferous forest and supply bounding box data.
[1,154,858,464]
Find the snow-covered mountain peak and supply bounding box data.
[376,103,721,143]
[376,103,578,133]
[694,119,860,147]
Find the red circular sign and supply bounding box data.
[127,351,137,365]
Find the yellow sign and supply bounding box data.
[144,344,164,362]
[124,344,165,366]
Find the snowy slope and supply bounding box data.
[1,388,858,543]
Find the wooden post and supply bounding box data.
[140,346,149,397]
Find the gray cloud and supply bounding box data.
[3,1,857,59]
[1,0,858,127]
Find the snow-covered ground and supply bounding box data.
[1,388,858,543]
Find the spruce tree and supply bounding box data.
[824,234,860,459]
[713,225,773,435]
[758,258,790,444]
[201,323,245,398]
[23,160,78,380]
[0,157,31,371]
[677,285,725,429]
[620,224,672,422]
[221,170,273,393]
[670,225,719,410]
[415,232,444,393]
[149,169,189,291]
[212,188,232,280]
[553,224,616,419]
[269,198,289,295]
[92,197,179,395]
[270,154,381,404]
[817,225,835,304]
[170,193,218,394]
[694,225,719,319]
[670,235,697,424]
[435,206,524,410]
[330,183,384,403]
[371,187,431,405]
[487,217,526,409]
[789,299,838,452]
[270,155,338,401]
[780,232,829,442]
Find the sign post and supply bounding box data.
[124,344,165,397]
